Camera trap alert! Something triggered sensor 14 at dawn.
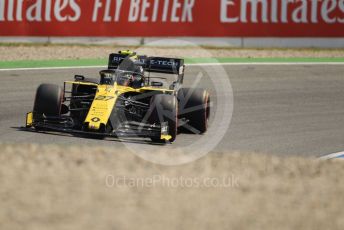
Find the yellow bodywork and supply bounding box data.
[65,80,174,140]
[26,112,33,128]
[161,135,172,141]
[27,79,174,141]
[85,85,117,130]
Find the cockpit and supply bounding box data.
[99,69,145,88]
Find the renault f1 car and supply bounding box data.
[25,51,210,143]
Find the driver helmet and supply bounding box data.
[117,73,134,86]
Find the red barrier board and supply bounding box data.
[0,0,343,37]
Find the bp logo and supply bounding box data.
[91,117,100,122]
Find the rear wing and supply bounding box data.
[108,53,185,75]
[147,57,184,75]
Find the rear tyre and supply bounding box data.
[178,88,210,134]
[148,94,177,143]
[33,84,63,117]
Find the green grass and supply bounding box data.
[0,59,108,69]
[0,57,343,69]
[185,57,344,63]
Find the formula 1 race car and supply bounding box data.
[25,51,210,143]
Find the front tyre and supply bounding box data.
[178,88,210,134]
[148,94,177,143]
[33,84,64,117]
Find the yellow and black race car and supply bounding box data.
[25,51,210,143]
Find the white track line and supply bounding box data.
[0,62,344,71]
[319,151,344,160]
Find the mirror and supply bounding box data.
[74,75,85,81]
[151,81,163,87]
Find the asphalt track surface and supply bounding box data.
[1,64,344,158]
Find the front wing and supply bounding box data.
[25,112,172,141]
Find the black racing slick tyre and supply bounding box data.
[149,94,177,143]
[33,84,64,117]
[178,88,210,134]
